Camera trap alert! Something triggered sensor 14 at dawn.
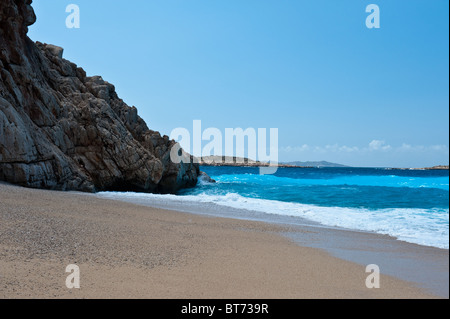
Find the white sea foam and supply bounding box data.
[96,191,449,249]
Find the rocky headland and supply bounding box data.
[0,0,199,193]
[424,165,449,170]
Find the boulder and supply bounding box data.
[45,44,64,59]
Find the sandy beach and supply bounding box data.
[0,182,445,299]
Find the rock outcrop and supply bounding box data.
[0,0,199,193]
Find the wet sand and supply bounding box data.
[0,182,444,298]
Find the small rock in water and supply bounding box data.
[199,171,216,183]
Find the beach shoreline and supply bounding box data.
[0,182,447,299]
[94,189,449,298]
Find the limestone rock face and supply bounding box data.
[0,0,199,193]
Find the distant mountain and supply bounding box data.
[282,161,349,168]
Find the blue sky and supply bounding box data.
[28,0,449,167]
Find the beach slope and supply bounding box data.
[0,183,439,299]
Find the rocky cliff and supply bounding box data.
[0,0,199,193]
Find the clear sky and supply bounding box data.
[28,0,449,167]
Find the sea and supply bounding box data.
[98,166,449,250]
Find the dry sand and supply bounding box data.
[0,182,441,299]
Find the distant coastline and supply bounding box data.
[198,156,449,170]
[387,165,450,171]
[424,165,450,170]
[197,156,347,168]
